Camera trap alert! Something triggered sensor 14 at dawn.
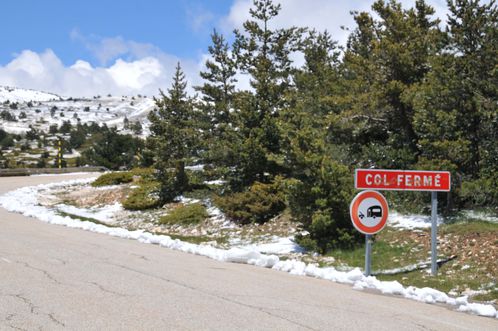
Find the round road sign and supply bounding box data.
[350,190,389,235]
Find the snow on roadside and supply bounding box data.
[0,178,278,269]
[235,236,305,255]
[0,179,496,319]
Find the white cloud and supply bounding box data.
[0,1,456,98]
[70,29,167,66]
[186,5,216,33]
[221,0,451,46]
[0,49,203,97]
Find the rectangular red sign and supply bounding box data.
[355,169,451,192]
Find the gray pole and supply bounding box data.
[431,191,438,276]
[365,235,372,276]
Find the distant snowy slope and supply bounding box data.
[0,86,154,136]
[0,86,61,103]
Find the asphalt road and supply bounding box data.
[0,174,496,330]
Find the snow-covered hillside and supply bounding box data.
[0,86,61,103]
[0,86,154,136]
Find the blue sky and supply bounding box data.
[1,0,234,66]
[0,0,450,96]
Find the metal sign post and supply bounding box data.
[57,138,63,169]
[365,235,372,276]
[431,192,438,276]
[350,190,389,276]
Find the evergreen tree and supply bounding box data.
[340,0,443,168]
[281,31,360,251]
[195,29,239,167]
[230,0,304,187]
[82,127,143,170]
[148,63,199,201]
[414,0,497,178]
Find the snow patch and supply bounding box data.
[461,210,498,224]
[204,179,226,185]
[185,164,204,171]
[237,236,305,255]
[389,212,437,229]
[56,203,123,223]
[457,302,497,317]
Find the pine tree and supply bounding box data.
[340,0,443,168]
[148,63,198,201]
[446,0,497,177]
[234,0,304,138]
[281,31,360,252]
[230,0,304,187]
[413,0,497,174]
[197,30,236,128]
[195,30,239,167]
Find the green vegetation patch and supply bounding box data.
[159,203,208,226]
[440,220,498,235]
[214,181,285,224]
[122,181,161,210]
[92,171,133,187]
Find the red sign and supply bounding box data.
[355,169,451,192]
[350,190,389,235]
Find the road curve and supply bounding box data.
[0,174,496,330]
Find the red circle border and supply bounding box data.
[350,190,389,235]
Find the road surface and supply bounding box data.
[0,174,496,330]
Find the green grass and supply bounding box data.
[440,220,498,235]
[377,260,494,297]
[324,228,426,270]
[159,203,208,226]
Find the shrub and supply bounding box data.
[159,203,208,225]
[460,175,498,208]
[286,158,359,253]
[157,169,181,203]
[91,172,134,187]
[0,110,16,121]
[82,128,144,170]
[214,179,285,224]
[130,167,156,181]
[122,181,161,210]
